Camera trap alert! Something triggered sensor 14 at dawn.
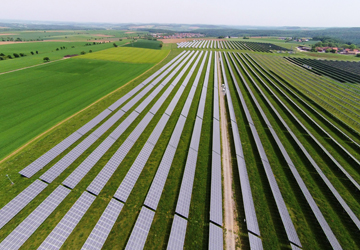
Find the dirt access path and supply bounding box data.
[217,52,240,249]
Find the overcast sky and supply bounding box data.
[1,0,359,27]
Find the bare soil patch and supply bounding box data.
[125,31,136,34]
[0,33,16,36]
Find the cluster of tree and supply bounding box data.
[85,42,104,46]
[56,46,67,51]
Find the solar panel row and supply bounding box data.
[209,223,223,250]
[166,215,187,250]
[0,185,71,250]
[124,207,155,250]
[235,52,345,248]
[113,53,207,203]
[223,52,301,247]
[40,134,99,183]
[0,180,47,229]
[38,192,96,250]
[18,51,188,179]
[86,52,200,196]
[81,199,124,250]
[218,52,262,241]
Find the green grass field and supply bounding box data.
[0,56,156,160]
[123,39,162,50]
[0,41,131,73]
[79,47,169,64]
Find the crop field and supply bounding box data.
[1,38,360,250]
[79,47,169,64]
[0,41,131,73]
[123,39,163,50]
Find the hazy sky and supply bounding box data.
[1,0,359,27]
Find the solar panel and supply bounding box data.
[38,192,96,250]
[113,142,154,202]
[147,115,170,146]
[19,132,82,178]
[168,115,186,148]
[196,97,206,120]
[77,109,112,136]
[144,145,177,210]
[248,233,263,250]
[210,152,222,226]
[231,121,244,158]
[166,215,187,250]
[109,112,139,140]
[175,148,198,218]
[40,134,99,183]
[212,120,221,155]
[0,180,47,229]
[127,113,154,143]
[81,199,124,250]
[87,138,134,196]
[209,223,223,250]
[125,207,155,250]
[92,110,125,138]
[150,95,166,115]
[189,117,202,152]
[0,185,70,250]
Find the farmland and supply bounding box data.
[0,31,360,250]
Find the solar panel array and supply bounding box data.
[0,185,70,249]
[209,223,223,250]
[114,52,205,203]
[18,50,188,179]
[235,52,345,249]
[38,192,96,250]
[0,180,47,229]
[124,207,155,250]
[222,52,301,247]
[166,215,187,250]
[87,52,199,196]
[218,52,261,240]
[81,199,123,250]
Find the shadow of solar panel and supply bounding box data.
[175,148,198,218]
[167,215,187,250]
[0,180,47,229]
[38,192,95,250]
[209,223,223,250]
[0,185,70,250]
[125,207,155,250]
[81,198,123,250]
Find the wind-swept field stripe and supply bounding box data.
[218,52,261,241]
[0,185,71,250]
[37,192,96,250]
[230,52,342,249]
[40,51,190,184]
[0,180,47,230]
[210,52,222,227]
[18,50,187,179]
[81,199,124,250]
[143,53,209,211]
[87,51,200,196]
[221,52,302,248]
[61,51,193,189]
[240,55,360,192]
[174,51,211,219]
[233,53,360,231]
[245,54,360,151]
[113,51,206,203]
